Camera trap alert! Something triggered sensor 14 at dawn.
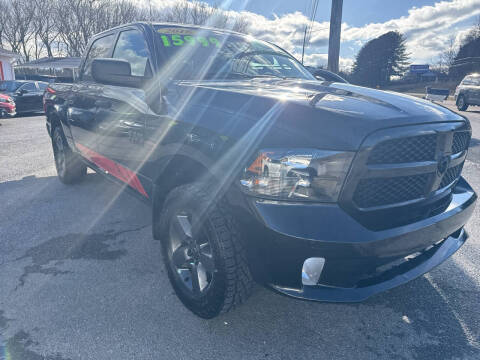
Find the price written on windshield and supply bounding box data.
[159,34,221,48]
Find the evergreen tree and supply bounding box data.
[449,22,480,78]
[352,31,409,87]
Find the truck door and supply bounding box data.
[68,33,116,155]
[15,82,37,112]
[87,28,154,198]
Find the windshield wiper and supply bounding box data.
[229,73,288,80]
[233,50,293,60]
[195,72,294,81]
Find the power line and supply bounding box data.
[301,0,319,64]
[306,0,319,44]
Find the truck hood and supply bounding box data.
[172,78,466,150]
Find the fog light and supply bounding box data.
[301,257,325,286]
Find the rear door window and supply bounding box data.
[19,83,36,92]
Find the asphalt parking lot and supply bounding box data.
[0,100,479,360]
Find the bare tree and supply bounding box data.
[162,1,248,33]
[106,0,142,27]
[0,0,8,48]
[55,0,143,57]
[438,35,458,71]
[0,0,250,59]
[2,0,36,61]
[33,0,60,58]
[55,0,106,56]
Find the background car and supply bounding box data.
[313,68,349,83]
[0,93,16,118]
[0,80,48,115]
[454,73,480,111]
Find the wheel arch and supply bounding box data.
[152,152,213,240]
[46,106,61,136]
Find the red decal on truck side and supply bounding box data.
[76,143,149,198]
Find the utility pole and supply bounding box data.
[327,0,343,73]
[301,26,307,64]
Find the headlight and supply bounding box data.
[240,148,354,202]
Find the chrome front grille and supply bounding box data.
[343,123,470,215]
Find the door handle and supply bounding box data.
[95,99,112,109]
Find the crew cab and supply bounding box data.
[44,23,476,319]
[455,73,480,111]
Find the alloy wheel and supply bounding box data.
[168,213,216,296]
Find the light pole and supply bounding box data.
[327,0,343,73]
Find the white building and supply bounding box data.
[0,47,19,81]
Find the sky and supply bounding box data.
[143,0,480,70]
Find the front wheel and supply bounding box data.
[158,183,253,318]
[52,125,87,184]
[456,95,469,111]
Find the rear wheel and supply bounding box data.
[52,125,86,184]
[456,95,469,111]
[158,183,253,318]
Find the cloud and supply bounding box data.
[339,0,480,63]
[135,0,480,68]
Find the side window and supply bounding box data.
[38,83,48,91]
[82,34,115,81]
[113,30,151,77]
[20,83,35,92]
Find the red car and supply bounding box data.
[0,93,16,118]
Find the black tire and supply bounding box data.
[456,95,469,111]
[52,125,87,184]
[158,183,253,318]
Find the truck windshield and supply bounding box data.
[154,26,315,81]
[0,81,22,92]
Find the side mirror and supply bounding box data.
[16,89,27,96]
[315,75,325,81]
[91,58,144,88]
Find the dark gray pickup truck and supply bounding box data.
[44,22,476,318]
